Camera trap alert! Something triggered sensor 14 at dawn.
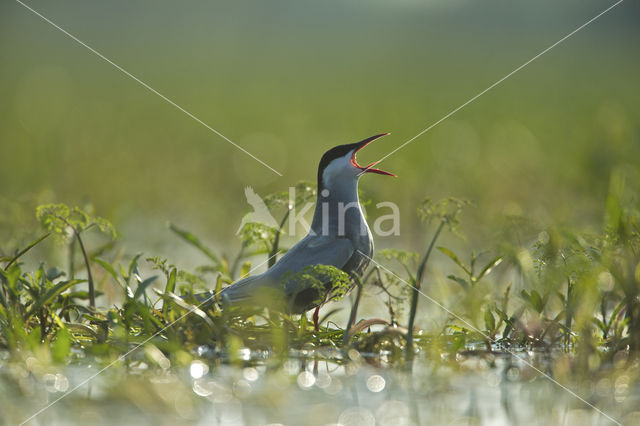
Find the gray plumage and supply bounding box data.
[197,134,394,313]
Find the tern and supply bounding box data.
[197,133,395,318]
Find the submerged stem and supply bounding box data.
[406,220,446,362]
[69,237,75,279]
[343,275,364,347]
[58,216,95,308]
[269,209,291,268]
[565,276,573,348]
[74,229,95,308]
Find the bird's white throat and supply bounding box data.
[313,150,368,237]
[320,150,360,193]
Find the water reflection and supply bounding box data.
[1,348,637,425]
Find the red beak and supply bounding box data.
[351,133,396,177]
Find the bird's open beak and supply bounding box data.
[351,133,396,176]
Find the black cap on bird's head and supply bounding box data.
[317,133,395,191]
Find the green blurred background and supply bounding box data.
[1,0,639,261]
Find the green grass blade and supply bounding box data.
[3,233,50,271]
[162,268,177,318]
[169,223,220,264]
[164,290,214,328]
[26,279,84,318]
[437,246,471,275]
[93,257,118,281]
[134,276,158,300]
[477,256,503,281]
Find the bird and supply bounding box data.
[235,186,279,235]
[196,133,395,318]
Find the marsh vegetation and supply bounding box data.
[1,1,639,425]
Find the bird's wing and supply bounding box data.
[219,274,274,304]
[270,236,356,312]
[271,235,354,274]
[219,236,355,309]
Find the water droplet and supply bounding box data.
[315,372,332,389]
[297,371,316,389]
[54,374,69,392]
[366,375,385,392]
[192,379,213,397]
[190,360,208,379]
[243,367,259,382]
